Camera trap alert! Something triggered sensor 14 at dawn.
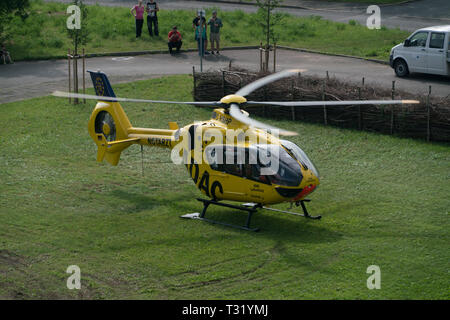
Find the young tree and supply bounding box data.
[255,0,283,71]
[67,0,89,56]
[67,0,89,103]
[0,0,30,44]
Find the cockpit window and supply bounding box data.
[280,140,320,179]
[206,144,303,186]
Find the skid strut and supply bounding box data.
[181,198,261,232]
[266,200,321,220]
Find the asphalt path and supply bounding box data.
[50,0,450,32]
[1,48,448,104]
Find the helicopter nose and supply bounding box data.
[293,184,317,201]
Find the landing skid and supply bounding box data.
[181,199,261,232]
[180,198,320,232]
[261,200,322,220]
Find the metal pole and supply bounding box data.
[199,11,204,72]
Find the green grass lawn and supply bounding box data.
[0,75,449,299]
[5,0,409,62]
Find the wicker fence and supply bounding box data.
[192,67,450,143]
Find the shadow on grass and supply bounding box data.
[110,189,341,244]
[183,206,342,244]
[110,189,174,213]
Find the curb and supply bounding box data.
[13,46,388,66]
[83,45,388,65]
[84,45,261,58]
[276,45,389,65]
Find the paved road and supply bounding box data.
[51,0,450,32]
[1,48,448,104]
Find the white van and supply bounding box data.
[390,25,450,77]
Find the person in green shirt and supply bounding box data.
[208,11,223,55]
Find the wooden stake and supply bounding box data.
[322,80,327,126]
[68,48,71,104]
[273,42,276,73]
[390,80,395,134]
[427,85,431,142]
[82,48,86,104]
[358,86,362,130]
[259,42,262,72]
[222,70,226,96]
[291,80,295,121]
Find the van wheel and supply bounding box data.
[394,59,409,77]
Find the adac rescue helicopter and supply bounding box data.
[53,69,418,231]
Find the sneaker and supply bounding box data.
[205,51,210,55]
[216,51,220,55]
[211,51,215,55]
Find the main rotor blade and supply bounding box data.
[235,69,305,97]
[229,104,297,136]
[246,99,420,107]
[52,91,219,106]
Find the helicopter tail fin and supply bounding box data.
[88,70,117,98]
[87,71,136,165]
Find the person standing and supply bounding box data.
[208,10,223,55]
[168,26,182,54]
[195,19,207,57]
[131,0,145,38]
[192,12,209,55]
[146,0,159,37]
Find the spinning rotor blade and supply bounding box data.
[229,104,297,136]
[246,99,420,107]
[235,69,305,97]
[52,91,219,106]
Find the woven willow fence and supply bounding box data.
[192,67,450,143]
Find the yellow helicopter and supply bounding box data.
[53,69,418,231]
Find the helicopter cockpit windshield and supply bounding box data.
[206,144,303,187]
[280,140,319,179]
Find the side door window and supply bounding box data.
[409,31,429,47]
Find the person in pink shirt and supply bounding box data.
[131,0,145,38]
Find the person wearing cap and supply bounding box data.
[168,26,182,54]
[208,10,223,55]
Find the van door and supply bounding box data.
[405,31,429,73]
[427,32,447,75]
